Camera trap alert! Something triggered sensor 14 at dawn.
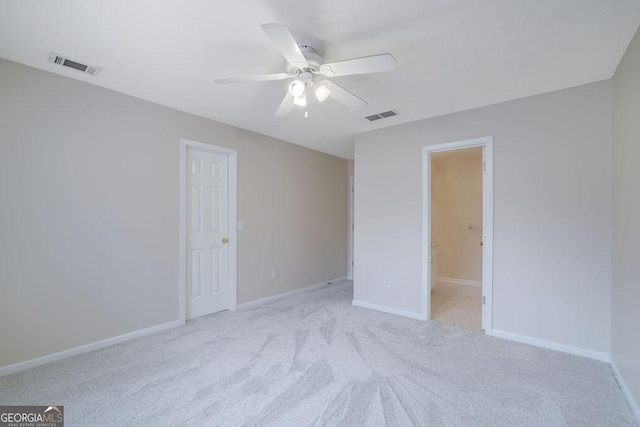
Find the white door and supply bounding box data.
[186,148,229,319]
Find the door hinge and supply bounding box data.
[483,161,486,171]
[483,228,487,239]
[352,261,354,266]
[482,296,486,305]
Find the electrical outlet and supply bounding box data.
[271,270,277,279]
[384,278,391,288]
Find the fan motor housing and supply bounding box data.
[287,46,323,74]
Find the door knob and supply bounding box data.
[222,237,229,244]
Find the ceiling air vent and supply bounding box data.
[48,52,102,76]
[365,110,398,122]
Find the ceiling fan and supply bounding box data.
[214,23,397,117]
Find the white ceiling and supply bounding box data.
[1,1,639,159]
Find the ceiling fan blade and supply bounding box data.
[261,23,309,69]
[214,73,291,84]
[275,92,294,117]
[320,54,396,77]
[322,80,368,111]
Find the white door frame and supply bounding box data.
[348,175,354,280]
[422,136,494,332]
[179,138,237,323]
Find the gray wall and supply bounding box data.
[0,58,347,368]
[612,27,640,413]
[354,81,612,353]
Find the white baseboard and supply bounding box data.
[352,300,426,321]
[489,329,611,362]
[437,276,482,287]
[237,277,348,310]
[611,357,640,421]
[0,319,184,377]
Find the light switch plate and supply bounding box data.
[238,221,244,231]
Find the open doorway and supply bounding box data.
[422,137,493,333]
[431,147,483,329]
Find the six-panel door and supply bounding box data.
[186,148,229,319]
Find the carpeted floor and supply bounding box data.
[0,281,635,426]
[431,282,482,330]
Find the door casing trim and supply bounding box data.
[348,175,354,280]
[422,136,494,332]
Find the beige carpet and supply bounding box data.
[0,281,636,425]
[431,281,482,330]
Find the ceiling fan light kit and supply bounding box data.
[313,83,330,102]
[214,23,397,117]
[292,93,307,107]
[288,79,306,97]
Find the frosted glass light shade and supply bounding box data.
[313,83,330,102]
[293,93,306,107]
[288,80,305,97]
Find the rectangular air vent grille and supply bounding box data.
[48,52,102,76]
[365,110,398,121]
